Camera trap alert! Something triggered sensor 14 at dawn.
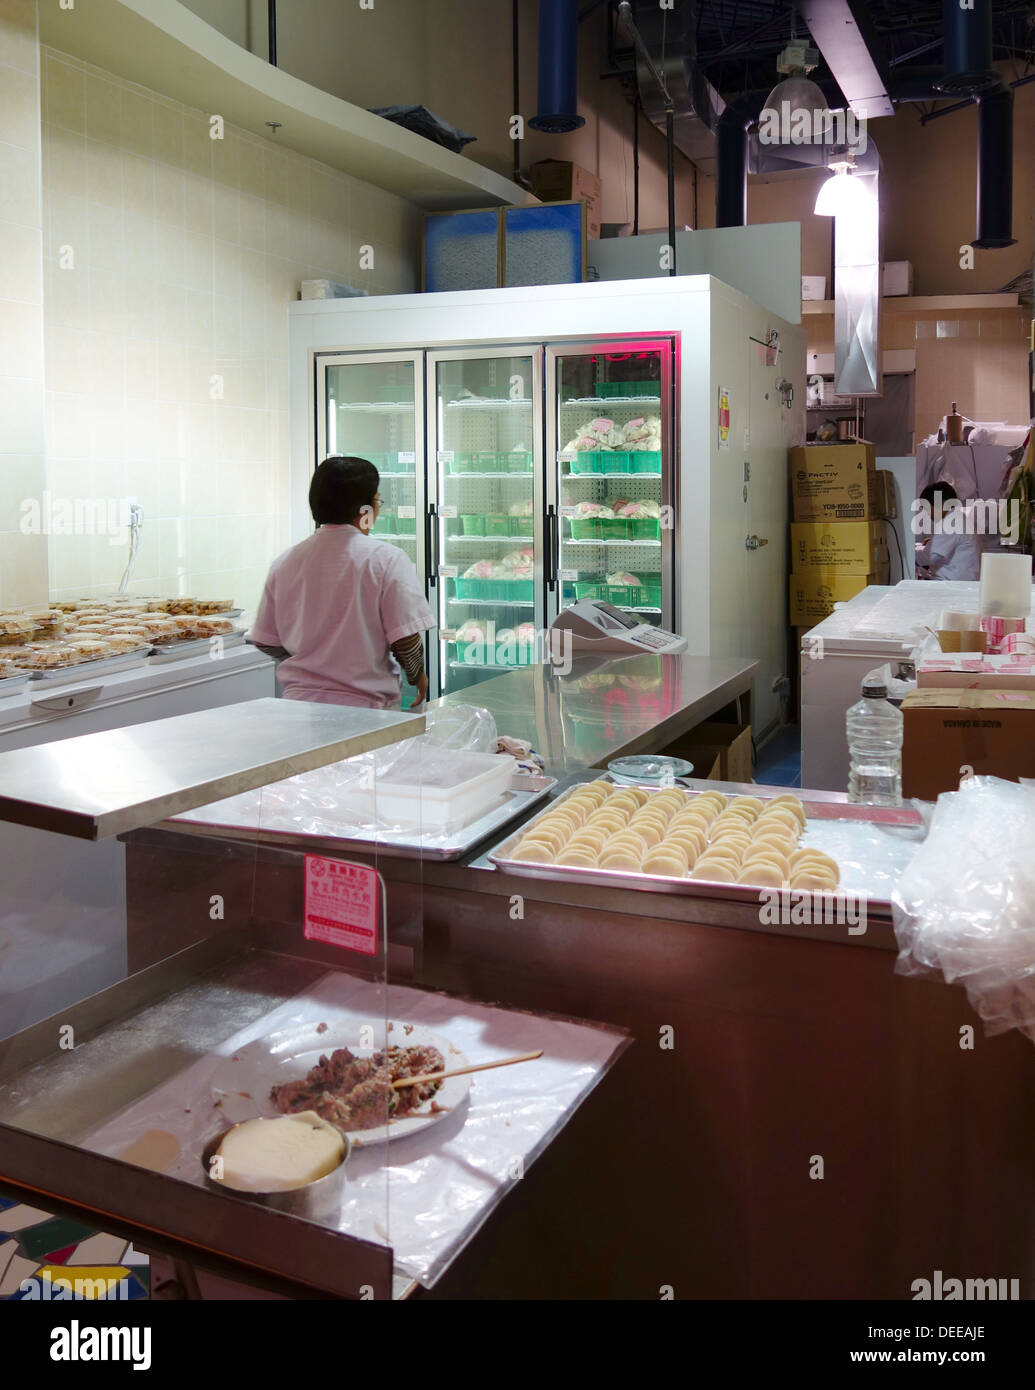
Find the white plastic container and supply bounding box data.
[338,749,515,833]
[979,553,1033,619]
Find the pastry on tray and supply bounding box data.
[506,788,839,890]
[195,599,234,614]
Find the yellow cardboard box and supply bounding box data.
[529,160,602,240]
[791,440,877,521]
[792,520,886,573]
[789,571,876,624]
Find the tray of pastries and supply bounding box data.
[489,779,847,901]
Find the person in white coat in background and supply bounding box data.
[914,481,984,582]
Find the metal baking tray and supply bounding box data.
[488,778,924,909]
[167,773,557,861]
[27,650,151,685]
[149,630,246,662]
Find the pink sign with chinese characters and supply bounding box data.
[303,855,380,956]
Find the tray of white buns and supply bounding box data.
[489,779,863,903]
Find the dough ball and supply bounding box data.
[694,792,727,811]
[765,794,807,827]
[607,792,645,816]
[732,796,765,815]
[627,818,665,848]
[755,806,801,834]
[751,825,799,852]
[790,849,840,882]
[586,811,628,837]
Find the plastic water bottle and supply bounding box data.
[846,677,903,805]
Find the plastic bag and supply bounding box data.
[892,776,1035,1042]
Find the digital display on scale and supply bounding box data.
[591,602,641,632]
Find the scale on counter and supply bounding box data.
[550,600,687,655]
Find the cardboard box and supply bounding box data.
[791,440,877,521]
[789,571,876,625]
[917,656,1035,691]
[901,688,1035,799]
[660,722,752,784]
[882,260,914,297]
[792,520,886,574]
[802,275,827,301]
[872,470,896,520]
[530,160,601,240]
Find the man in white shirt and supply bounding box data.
[249,456,436,708]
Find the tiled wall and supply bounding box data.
[36,44,420,613]
[0,0,48,608]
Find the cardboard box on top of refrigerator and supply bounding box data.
[791,440,877,521]
[529,161,602,240]
[901,688,1035,799]
[789,571,877,625]
[791,520,886,574]
[661,722,753,785]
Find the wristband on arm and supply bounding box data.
[390,634,425,685]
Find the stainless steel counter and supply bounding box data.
[425,651,757,776]
[0,698,424,839]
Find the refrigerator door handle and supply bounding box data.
[545,504,558,590]
[426,503,438,587]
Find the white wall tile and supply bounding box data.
[0,299,43,378]
[84,72,121,147]
[0,219,42,301]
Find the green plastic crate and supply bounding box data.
[376,511,396,534]
[570,518,601,541]
[569,453,602,474]
[574,580,606,600]
[630,518,661,540]
[600,518,629,540]
[461,514,485,535]
[631,451,661,473]
[484,514,509,537]
[396,514,416,535]
[602,451,632,473]
[475,451,500,471]
[501,451,533,473]
[595,382,661,398]
[509,515,530,536]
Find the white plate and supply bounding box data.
[210,1019,470,1147]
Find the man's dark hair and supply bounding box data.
[309,456,379,525]
[919,481,958,508]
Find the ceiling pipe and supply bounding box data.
[529,0,586,132]
[938,0,996,94]
[716,106,750,228]
[974,85,1016,249]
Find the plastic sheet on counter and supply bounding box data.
[174,704,504,839]
[797,814,926,901]
[892,776,1035,1042]
[81,974,626,1289]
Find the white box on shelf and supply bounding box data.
[802,275,827,301]
[881,261,914,297]
[300,279,369,300]
[336,749,515,833]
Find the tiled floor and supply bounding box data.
[0,1197,148,1300]
[755,724,802,788]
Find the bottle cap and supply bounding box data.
[862,678,887,698]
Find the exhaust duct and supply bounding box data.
[529,0,585,133]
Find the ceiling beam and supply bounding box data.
[798,0,895,118]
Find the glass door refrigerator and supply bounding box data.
[545,338,676,630]
[427,346,544,698]
[315,350,427,707]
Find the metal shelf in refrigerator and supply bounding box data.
[558,468,661,478]
[560,397,661,406]
[332,401,415,412]
[447,660,531,671]
[376,471,417,479]
[447,598,535,608]
[444,399,533,410]
[563,539,662,548]
[446,535,533,543]
[444,472,534,481]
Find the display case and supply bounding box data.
[0,698,625,1301]
[547,338,675,630]
[429,347,544,696]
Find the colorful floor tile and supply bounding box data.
[0,1197,148,1300]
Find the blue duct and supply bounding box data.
[974,86,1016,248]
[529,0,585,133]
[716,109,749,228]
[938,0,996,94]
